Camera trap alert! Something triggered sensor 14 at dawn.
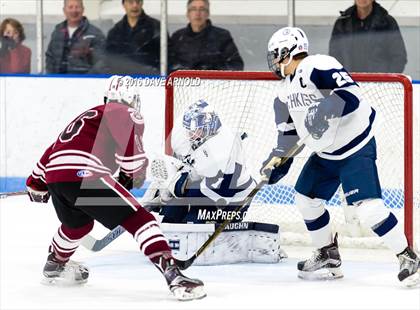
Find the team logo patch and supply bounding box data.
[77,170,93,178]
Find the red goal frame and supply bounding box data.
[165,70,414,247]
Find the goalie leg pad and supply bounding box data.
[296,193,333,248]
[161,222,286,265]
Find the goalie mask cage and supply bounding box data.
[165,70,419,250]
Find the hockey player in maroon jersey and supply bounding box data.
[25,75,206,301]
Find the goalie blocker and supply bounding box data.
[161,221,287,265]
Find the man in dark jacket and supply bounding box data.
[169,0,244,72]
[329,0,407,73]
[46,0,105,74]
[105,0,161,75]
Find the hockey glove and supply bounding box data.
[27,186,50,203]
[118,171,146,191]
[260,148,293,185]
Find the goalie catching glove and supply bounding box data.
[260,148,293,185]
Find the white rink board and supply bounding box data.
[0,76,165,178]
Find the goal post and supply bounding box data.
[165,70,418,250]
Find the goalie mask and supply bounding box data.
[104,75,141,114]
[267,27,309,79]
[182,100,221,149]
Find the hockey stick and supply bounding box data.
[174,140,305,270]
[80,202,160,252]
[0,190,28,199]
[81,225,126,252]
[173,180,267,270]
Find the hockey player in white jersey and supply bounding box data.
[262,26,419,285]
[147,100,286,265]
[159,99,257,223]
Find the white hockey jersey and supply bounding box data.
[171,121,256,204]
[276,54,375,160]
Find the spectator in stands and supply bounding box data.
[105,0,161,75]
[169,0,244,72]
[45,0,105,74]
[0,18,31,73]
[329,0,407,73]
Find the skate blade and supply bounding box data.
[41,276,88,286]
[401,270,420,288]
[172,285,207,301]
[298,267,344,281]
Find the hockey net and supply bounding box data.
[165,71,419,250]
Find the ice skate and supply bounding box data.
[41,252,89,286]
[156,254,206,301]
[397,247,420,287]
[297,234,343,280]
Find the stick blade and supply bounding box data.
[80,226,126,252]
[81,235,99,251]
[174,255,196,270]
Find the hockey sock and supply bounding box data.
[121,208,171,260]
[50,221,94,262]
[378,219,408,254]
[356,199,407,254]
[296,193,333,248]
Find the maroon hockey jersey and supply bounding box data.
[26,102,148,190]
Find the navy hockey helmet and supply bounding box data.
[182,100,221,148]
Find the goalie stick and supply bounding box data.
[173,179,267,270]
[174,140,306,270]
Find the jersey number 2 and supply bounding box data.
[332,71,354,87]
[59,110,98,143]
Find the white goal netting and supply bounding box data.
[166,71,419,250]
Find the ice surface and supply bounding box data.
[1,197,419,310]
